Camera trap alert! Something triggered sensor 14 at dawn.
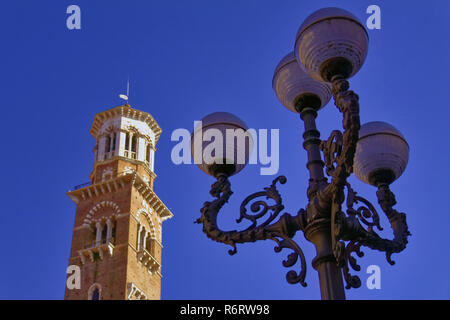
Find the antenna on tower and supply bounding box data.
[119,76,130,106]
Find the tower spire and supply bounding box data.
[119,76,130,106]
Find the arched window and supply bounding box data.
[131,136,137,152]
[125,133,130,150]
[88,283,102,300]
[92,288,100,300]
[130,135,137,159]
[112,133,116,152]
[101,224,107,244]
[146,145,151,165]
[105,136,111,156]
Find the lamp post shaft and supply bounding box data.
[300,107,346,300]
[305,220,346,300]
[300,107,326,195]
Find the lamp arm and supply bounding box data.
[195,174,308,286]
[315,76,408,289]
[327,182,410,289]
[336,184,410,264]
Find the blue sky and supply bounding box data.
[0,0,449,300]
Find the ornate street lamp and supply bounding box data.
[193,7,410,300]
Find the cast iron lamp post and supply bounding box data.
[193,7,410,300]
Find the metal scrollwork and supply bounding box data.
[341,241,363,289]
[346,184,382,233]
[330,182,411,289]
[237,176,286,230]
[196,175,308,286]
[271,232,307,287]
[321,130,343,176]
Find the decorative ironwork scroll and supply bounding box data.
[196,175,307,287]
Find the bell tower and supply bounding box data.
[65,103,173,300]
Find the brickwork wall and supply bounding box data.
[65,179,162,300]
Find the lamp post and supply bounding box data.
[193,7,410,300]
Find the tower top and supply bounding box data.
[89,104,162,143]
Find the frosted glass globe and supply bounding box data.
[295,7,369,82]
[273,52,331,112]
[191,112,253,177]
[354,122,409,186]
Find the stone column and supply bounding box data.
[106,219,113,243]
[118,131,126,157]
[95,222,102,247]
[138,137,146,162]
[143,232,149,252]
[136,225,143,250]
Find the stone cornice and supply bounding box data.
[67,175,127,204]
[90,105,162,143]
[131,173,173,221]
[67,173,173,221]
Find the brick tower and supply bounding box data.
[65,103,173,300]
